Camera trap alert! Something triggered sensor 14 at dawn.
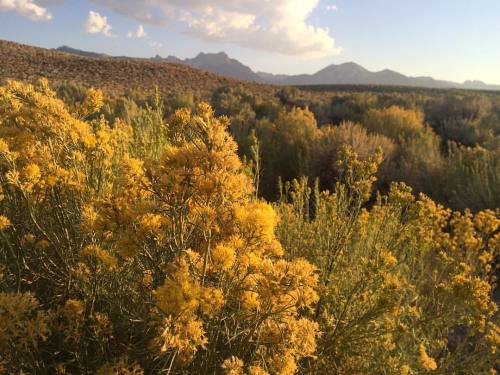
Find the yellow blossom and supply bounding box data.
[63,299,84,320]
[221,356,245,375]
[21,233,36,244]
[418,344,437,371]
[35,239,50,251]
[0,216,11,230]
[158,316,208,362]
[80,244,117,271]
[211,244,236,271]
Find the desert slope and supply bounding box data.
[0,40,272,96]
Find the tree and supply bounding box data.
[363,106,425,141]
[257,107,320,198]
[315,122,396,191]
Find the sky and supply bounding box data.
[0,0,499,84]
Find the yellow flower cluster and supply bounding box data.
[0,79,130,203]
[80,244,117,271]
[418,344,437,371]
[0,292,52,369]
[0,215,10,230]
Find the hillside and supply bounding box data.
[0,40,272,97]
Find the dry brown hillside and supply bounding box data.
[0,39,275,96]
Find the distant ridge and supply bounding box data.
[56,44,500,91]
[259,62,500,90]
[56,45,110,59]
[1,40,499,93]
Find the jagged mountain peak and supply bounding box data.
[185,52,262,82]
[196,51,229,58]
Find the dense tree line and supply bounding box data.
[212,86,500,211]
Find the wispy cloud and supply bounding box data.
[0,0,52,21]
[326,4,338,12]
[127,24,146,38]
[147,40,163,48]
[88,0,341,58]
[84,10,114,37]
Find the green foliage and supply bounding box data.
[426,95,494,146]
[315,122,396,191]
[164,91,196,114]
[442,144,500,211]
[256,107,319,198]
[362,106,425,141]
[129,88,168,160]
[396,128,445,195]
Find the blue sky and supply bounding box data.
[0,0,499,84]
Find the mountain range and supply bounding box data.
[56,45,500,91]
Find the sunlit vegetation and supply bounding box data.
[211,85,500,209]
[0,80,499,374]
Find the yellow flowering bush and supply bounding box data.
[87,103,319,373]
[276,148,499,374]
[0,80,133,372]
[0,80,497,374]
[0,81,318,373]
[0,292,52,371]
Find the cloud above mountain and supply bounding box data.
[89,0,341,57]
[128,24,146,38]
[0,0,52,20]
[84,10,114,37]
